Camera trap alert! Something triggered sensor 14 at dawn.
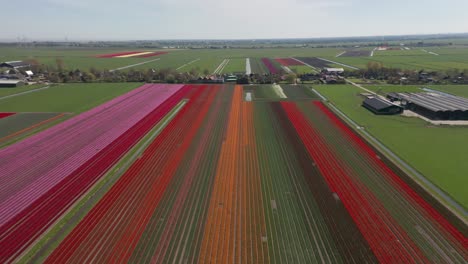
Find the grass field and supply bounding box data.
[0,83,141,113]
[0,47,339,73]
[2,46,468,73]
[288,65,314,74]
[314,84,468,208]
[0,84,48,97]
[221,58,245,74]
[326,46,468,70]
[365,84,468,98]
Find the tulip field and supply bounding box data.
[96,51,168,58]
[261,58,283,74]
[275,58,305,66]
[0,84,466,263]
[0,112,15,119]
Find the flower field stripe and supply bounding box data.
[261,58,281,74]
[198,85,242,263]
[0,84,182,226]
[130,85,232,263]
[0,113,67,144]
[115,52,154,58]
[95,51,143,58]
[106,86,217,263]
[45,85,217,263]
[164,86,234,264]
[270,102,378,263]
[0,83,151,163]
[281,101,429,263]
[0,84,185,263]
[312,101,468,259]
[0,87,154,221]
[44,86,198,262]
[43,87,197,262]
[254,102,344,262]
[234,99,268,263]
[137,51,168,58]
[142,85,229,263]
[274,58,305,66]
[0,113,15,119]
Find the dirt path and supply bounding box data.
[335,51,346,58]
[246,58,252,75]
[109,58,161,72]
[176,58,200,71]
[281,66,293,74]
[0,86,50,101]
[317,57,359,70]
[421,49,439,56]
[213,59,230,74]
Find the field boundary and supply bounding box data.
[246,58,251,75]
[110,58,161,72]
[176,58,201,71]
[213,59,230,74]
[316,57,359,70]
[291,58,319,73]
[311,88,468,224]
[0,86,50,101]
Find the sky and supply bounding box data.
[1,0,468,41]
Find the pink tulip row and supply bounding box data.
[261,58,281,74]
[0,84,184,226]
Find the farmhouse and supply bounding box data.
[0,61,31,69]
[224,75,238,82]
[0,79,26,88]
[387,92,468,120]
[324,68,344,74]
[362,97,403,115]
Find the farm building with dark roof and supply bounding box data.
[387,92,468,120]
[0,61,31,69]
[362,97,403,115]
[0,80,26,88]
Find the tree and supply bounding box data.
[285,73,297,84]
[55,58,65,72]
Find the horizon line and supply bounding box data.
[1,32,467,43]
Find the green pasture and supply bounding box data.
[221,58,246,74]
[0,83,141,113]
[327,46,468,71]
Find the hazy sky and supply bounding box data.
[2,0,468,40]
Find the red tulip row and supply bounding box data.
[313,101,468,257]
[46,85,218,263]
[95,51,143,58]
[0,112,15,119]
[137,51,168,58]
[281,101,429,263]
[274,58,304,66]
[261,58,281,74]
